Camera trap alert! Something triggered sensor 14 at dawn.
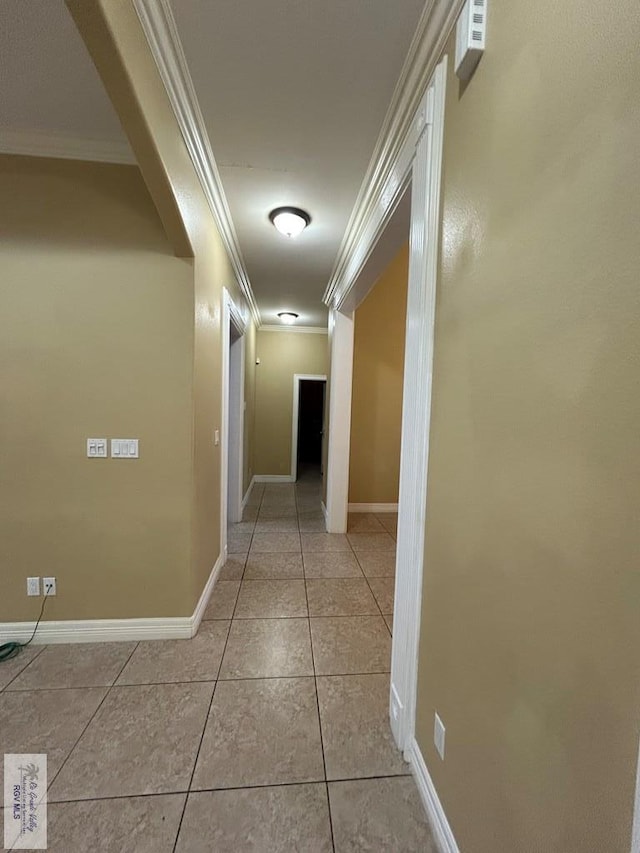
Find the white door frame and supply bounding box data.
[227,333,245,523]
[221,288,247,557]
[325,310,354,533]
[323,58,448,756]
[291,374,327,481]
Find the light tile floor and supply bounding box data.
[0,475,437,851]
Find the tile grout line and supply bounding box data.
[3,666,393,693]
[172,481,269,850]
[45,640,140,794]
[47,770,412,806]
[0,643,48,693]
[296,484,337,853]
[347,536,394,633]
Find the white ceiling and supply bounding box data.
[1,0,424,327]
[170,0,424,327]
[0,0,131,159]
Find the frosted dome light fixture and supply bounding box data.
[269,207,310,238]
[277,312,299,325]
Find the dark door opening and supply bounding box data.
[297,379,326,480]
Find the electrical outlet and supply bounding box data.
[43,577,57,596]
[214,429,220,446]
[434,712,446,760]
[27,577,40,596]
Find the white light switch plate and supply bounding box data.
[27,577,40,596]
[87,438,108,458]
[111,439,139,458]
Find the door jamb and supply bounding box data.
[323,59,448,755]
[291,374,327,482]
[221,288,247,558]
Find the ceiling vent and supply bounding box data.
[455,0,487,81]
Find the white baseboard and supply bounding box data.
[190,551,225,635]
[0,553,225,645]
[0,617,192,645]
[348,502,399,513]
[632,735,640,853]
[407,738,459,853]
[321,501,328,523]
[253,474,295,483]
[242,476,256,508]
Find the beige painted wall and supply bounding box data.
[254,331,328,477]
[349,244,408,503]
[76,0,249,610]
[0,156,194,620]
[415,4,640,852]
[0,0,253,624]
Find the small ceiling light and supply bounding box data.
[277,312,299,325]
[269,206,311,238]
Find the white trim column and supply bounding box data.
[391,61,447,753]
[220,288,247,555]
[325,308,354,533]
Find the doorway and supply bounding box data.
[227,326,244,524]
[323,59,448,762]
[291,374,326,482]
[221,288,246,555]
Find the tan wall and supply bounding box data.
[0,156,194,620]
[254,331,328,477]
[349,244,408,504]
[415,4,640,852]
[81,0,248,610]
[0,0,254,623]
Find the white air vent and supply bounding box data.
[455,0,487,81]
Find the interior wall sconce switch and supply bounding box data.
[87,438,108,458]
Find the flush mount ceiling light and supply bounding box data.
[269,206,311,238]
[277,312,299,325]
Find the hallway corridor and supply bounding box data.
[0,476,436,851]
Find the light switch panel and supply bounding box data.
[87,438,108,458]
[111,439,139,458]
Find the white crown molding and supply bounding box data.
[0,554,223,644]
[407,738,460,853]
[259,325,328,334]
[134,0,261,327]
[0,129,135,165]
[323,0,464,307]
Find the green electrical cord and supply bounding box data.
[0,595,49,662]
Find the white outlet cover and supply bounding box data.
[43,577,57,596]
[27,577,40,596]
